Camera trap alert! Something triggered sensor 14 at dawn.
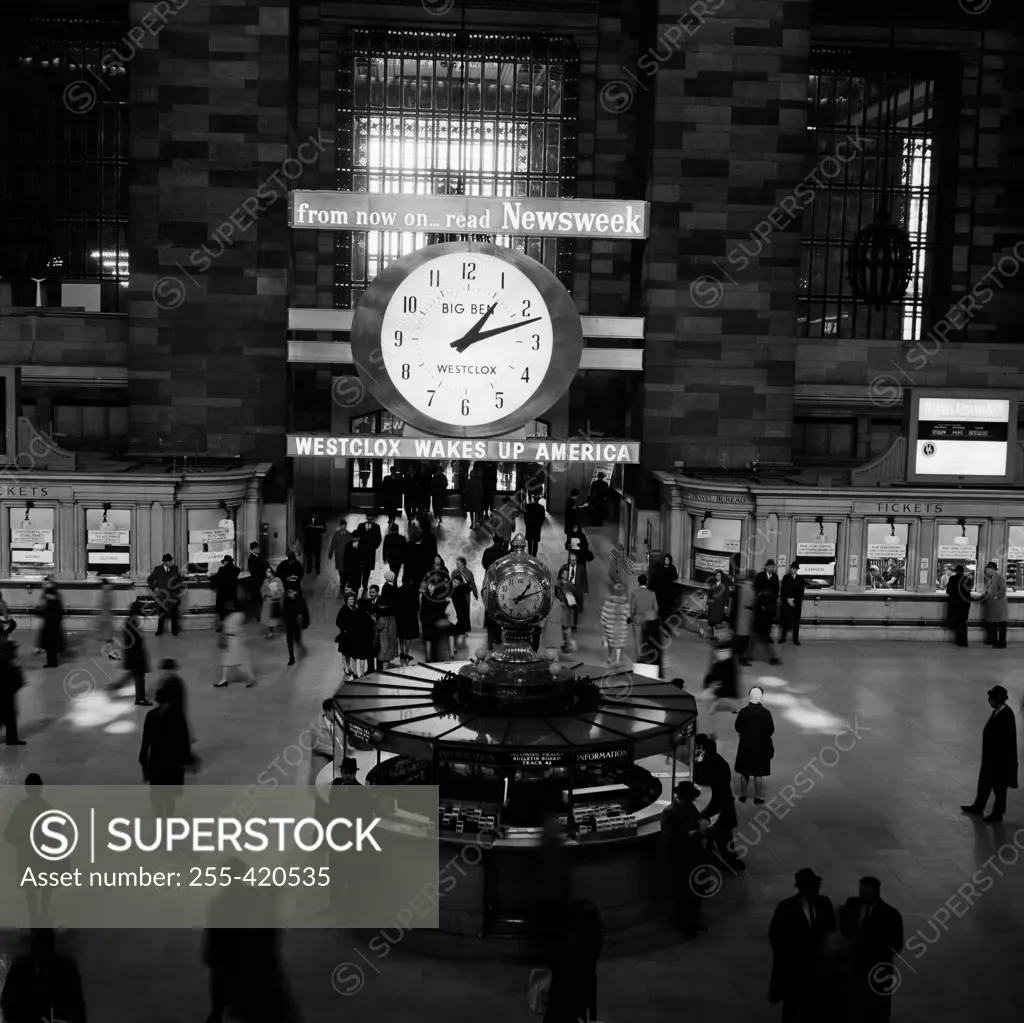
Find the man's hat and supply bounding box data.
[341,757,358,774]
[987,685,1009,704]
[794,868,822,888]
[674,782,700,802]
[162,553,173,562]
[159,658,177,670]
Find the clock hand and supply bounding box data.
[513,588,543,603]
[452,317,544,353]
[449,303,497,351]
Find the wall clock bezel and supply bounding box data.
[350,241,583,439]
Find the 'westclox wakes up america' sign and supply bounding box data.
[287,435,641,464]
[288,192,649,240]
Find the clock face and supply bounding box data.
[494,570,546,623]
[379,251,554,429]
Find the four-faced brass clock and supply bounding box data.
[351,242,583,438]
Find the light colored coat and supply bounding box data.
[982,571,1008,623]
[221,611,250,668]
[600,595,630,648]
[734,578,755,636]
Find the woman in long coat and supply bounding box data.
[215,600,255,688]
[705,569,730,638]
[651,554,680,619]
[336,591,375,679]
[121,599,151,705]
[599,582,630,663]
[374,573,401,668]
[35,580,65,668]
[420,570,455,661]
[450,557,478,651]
[394,580,420,664]
[260,569,284,638]
[734,685,775,803]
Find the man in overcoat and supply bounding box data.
[962,684,1018,823]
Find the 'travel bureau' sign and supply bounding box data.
[288,434,641,464]
[288,191,649,240]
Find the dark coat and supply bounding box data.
[212,563,241,607]
[336,604,376,660]
[327,529,349,568]
[753,570,780,632]
[275,557,305,594]
[382,532,407,569]
[524,500,546,539]
[706,577,730,626]
[430,471,449,500]
[694,751,737,830]
[564,529,592,563]
[563,498,580,536]
[462,475,483,513]
[768,893,837,1004]
[1,951,88,1023]
[981,704,1018,788]
[35,593,65,652]
[780,573,806,606]
[358,522,382,565]
[544,912,602,1023]
[139,704,194,786]
[395,583,420,640]
[148,562,183,605]
[280,591,307,628]
[734,703,775,778]
[380,474,401,512]
[481,542,505,573]
[588,477,609,507]
[303,517,327,551]
[122,616,149,674]
[945,573,971,623]
[247,552,269,592]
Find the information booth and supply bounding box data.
[329,662,696,936]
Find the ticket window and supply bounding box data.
[8,506,56,577]
[690,516,742,583]
[933,523,980,592]
[85,508,131,579]
[864,522,909,590]
[186,509,236,579]
[793,521,838,590]
[1005,524,1024,592]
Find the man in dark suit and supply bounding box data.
[147,553,183,636]
[382,523,407,581]
[524,492,546,557]
[962,684,1018,823]
[302,513,327,574]
[743,559,781,666]
[588,472,609,527]
[275,550,305,596]
[768,868,836,1022]
[430,466,449,521]
[357,514,382,594]
[246,541,268,621]
[482,536,507,649]
[563,488,583,536]
[852,876,904,1023]
[211,556,241,623]
[693,734,745,872]
[945,564,971,647]
[779,562,806,645]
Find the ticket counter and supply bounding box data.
[654,437,1024,640]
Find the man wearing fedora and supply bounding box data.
[962,684,1018,824]
[768,867,836,1021]
[660,782,710,937]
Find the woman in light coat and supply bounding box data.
[215,600,255,688]
[260,569,284,638]
[98,578,117,654]
[600,582,630,663]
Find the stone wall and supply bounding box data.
[126,0,294,462]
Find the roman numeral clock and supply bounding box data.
[350,241,583,438]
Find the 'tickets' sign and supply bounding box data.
[289,191,649,240]
[288,434,641,464]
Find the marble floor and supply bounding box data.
[1,509,1023,1022]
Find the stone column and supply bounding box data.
[150,503,163,571]
[136,502,151,580]
[58,502,76,579]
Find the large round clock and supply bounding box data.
[481,534,553,633]
[351,241,583,438]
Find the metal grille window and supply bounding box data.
[336,30,578,308]
[0,14,130,312]
[800,49,940,340]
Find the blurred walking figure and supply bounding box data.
[693,734,744,872]
[215,600,255,687]
[600,582,630,663]
[705,569,730,640]
[0,929,87,1023]
[463,468,484,529]
[430,464,449,520]
[850,877,904,1023]
[543,900,603,1023]
[140,665,198,818]
[0,633,26,744]
[555,554,585,652]
[3,775,51,923]
[701,624,740,738]
[212,555,241,625]
[281,587,308,666]
[524,490,546,556]
[660,782,709,936]
[35,579,65,668]
[121,598,153,705]
[742,560,781,666]
[735,686,774,803]
[382,522,407,580]
[450,557,479,651]
[629,574,659,663]
[260,568,284,639]
[247,541,269,620]
[97,576,117,651]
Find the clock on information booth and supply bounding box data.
[351,241,583,438]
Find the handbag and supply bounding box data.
[526,967,551,1015]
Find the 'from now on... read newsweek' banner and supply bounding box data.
[0,786,439,929]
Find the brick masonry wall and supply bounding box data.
[638,0,813,475]
[127,0,294,463]
[796,24,1024,408]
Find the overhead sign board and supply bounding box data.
[288,191,649,240]
[905,390,1018,484]
[288,434,640,464]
